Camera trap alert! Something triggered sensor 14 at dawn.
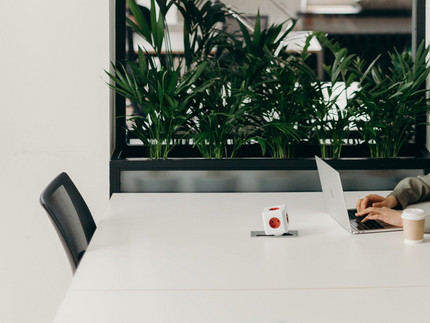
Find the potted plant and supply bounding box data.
[248,58,312,159]
[107,51,212,159]
[352,42,430,158]
[187,64,256,159]
[108,0,430,194]
[305,34,362,159]
[173,0,228,69]
[188,13,299,159]
[108,0,216,159]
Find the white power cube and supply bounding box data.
[262,205,289,236]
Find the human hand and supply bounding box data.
[357,207,403,227]
[356,194,398,213]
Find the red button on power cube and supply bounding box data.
[269,217,281,229]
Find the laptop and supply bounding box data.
[315,156,402,234]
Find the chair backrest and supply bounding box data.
[40,172,96,273]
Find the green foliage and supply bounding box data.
[185,13,302,159]
[107,52,212,159]
[307,33,361,159]
[107,0,430,160]
[247,60,312,159]
[127,0,173,67]
[353,42,430,158]
[172,0,228,69]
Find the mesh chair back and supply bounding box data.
[40,172,96,273]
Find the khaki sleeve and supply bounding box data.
[388,174,430,209]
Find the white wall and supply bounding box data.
[0,1,110,323]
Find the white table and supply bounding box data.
[53,192,430,322]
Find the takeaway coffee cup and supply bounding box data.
[401,208,426,244]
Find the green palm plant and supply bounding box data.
[188,13,300,159]
[127,0,174,68]
[248,61,312,159]
[307,33,361,159]
[352,42,430,158]
[172,0,228,69]
[107,50,212,159]
[114,0,428,161]
[219,13,296,71]
[188,65,257,159]
[108,0,220,159]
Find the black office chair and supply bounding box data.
[40,172,96,274]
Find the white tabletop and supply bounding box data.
[54,192,430,322]
[54,287,430,323]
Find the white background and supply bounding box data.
[0,1,110,322]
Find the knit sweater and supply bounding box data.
[389,174,430,209]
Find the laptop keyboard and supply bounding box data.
[348,209,384,231]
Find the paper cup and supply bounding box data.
[401,209,425,244]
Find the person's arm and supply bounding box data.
[355,173,430,227]
[389,174,430,209]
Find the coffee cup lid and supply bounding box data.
[401,208,425,220]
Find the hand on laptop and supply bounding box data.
[356,195,402,227]
[356,207,403,227]
[356,194,398,213]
